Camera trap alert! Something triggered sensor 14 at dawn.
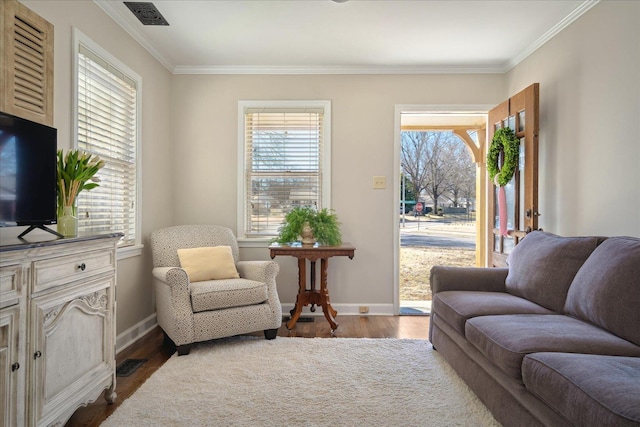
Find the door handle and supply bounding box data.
[525,209,541,218]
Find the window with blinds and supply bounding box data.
[74,38,140,247]
[239,101,331,238]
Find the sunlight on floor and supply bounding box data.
[400,300,431,315]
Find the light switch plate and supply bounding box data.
[373,176,386,189]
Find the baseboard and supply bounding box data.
[116,313,158,353]
[281,303,394,316]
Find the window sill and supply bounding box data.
[237,238,273,249]
[117,243,144,260]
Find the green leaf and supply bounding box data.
[82,183,99,191]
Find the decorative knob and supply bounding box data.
[78,263,86,271]
[11,362,20,372]
[34,351,42,359]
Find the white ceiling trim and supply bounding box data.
[94,0,599,76]
[172,64,505,75]
[504,0,600,72]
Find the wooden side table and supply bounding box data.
[269,243,355,331]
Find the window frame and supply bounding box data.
[237,100,332,246]
[72,28,143,259]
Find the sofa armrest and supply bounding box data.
[430,266,508,294]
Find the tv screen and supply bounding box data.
[0,111,58,229]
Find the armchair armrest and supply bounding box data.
[430,266,508,294]
[153,266,188,284]
[152,266,194,346]
[237,260,282,320]
[237,260,279,283]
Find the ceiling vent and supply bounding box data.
[124,2,169,26]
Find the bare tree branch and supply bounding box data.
[401,131,475,215]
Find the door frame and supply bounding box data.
[393,105,493,315]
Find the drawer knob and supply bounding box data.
[34,351,42,359]
[11,362,20,372]
[78,263,87,271]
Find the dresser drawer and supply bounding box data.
[32,249,115,293]
[0,264,23,308]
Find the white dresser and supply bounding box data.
[0,233,121,427]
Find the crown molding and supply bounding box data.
[172,64,504,75]
[93,0,176,72]
[504,0,600,72]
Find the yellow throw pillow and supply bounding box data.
[177,246,240,282]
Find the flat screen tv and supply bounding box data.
[0,111,61,238]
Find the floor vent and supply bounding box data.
[283,316,314,323]
[116,359,147,377]
[124,2,169,26]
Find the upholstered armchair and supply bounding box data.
[150,225,282,355]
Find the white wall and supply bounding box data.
[19,0,174,333]
[171,74,504,307]
[506,1,640,237]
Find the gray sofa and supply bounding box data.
[429,231,640,426]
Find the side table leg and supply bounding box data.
[287,258,307,330]
[320,258,338,330]
[310,260,317,312]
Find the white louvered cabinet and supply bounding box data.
[0,234,121,427]
[0,0,54,126]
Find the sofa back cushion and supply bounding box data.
[505,231,601,313]
[565,236,640,346]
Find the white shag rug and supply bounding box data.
[101,337,499,427]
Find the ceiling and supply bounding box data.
[95,0,598,74]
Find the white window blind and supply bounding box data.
[243,105,327,237]
[76,43,138,247]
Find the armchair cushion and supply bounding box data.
[177,246,240,282]
[190,278,268,312]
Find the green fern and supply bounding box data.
[273,206,342,246]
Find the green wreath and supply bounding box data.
[487,127,519,187]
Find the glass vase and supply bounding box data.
[57,206,78,237]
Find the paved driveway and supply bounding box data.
[400,218,476,249]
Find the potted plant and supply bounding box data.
[273,206,342,246]
[56,149,104,236]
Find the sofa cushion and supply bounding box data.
[523,353,640,426]
[466,314,640,380]
[565,236,640,346]
[433,291,554,336]
[190,278,268,312]
[505,231,601,313]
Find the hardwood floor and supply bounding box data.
[65,315,430,426]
